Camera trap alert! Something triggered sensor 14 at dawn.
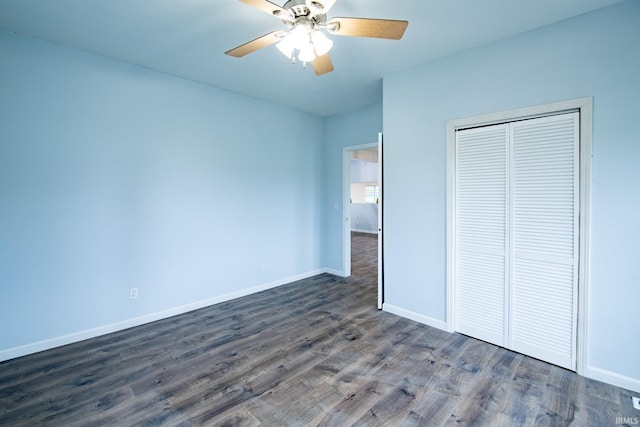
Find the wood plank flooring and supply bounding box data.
[1,232,637,426]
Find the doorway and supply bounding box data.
[342,133,383,309]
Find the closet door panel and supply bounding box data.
[455,125,508,347]
[510,113,579,370]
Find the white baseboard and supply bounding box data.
[0,269,326,363]
[383,304,448,331]
[586,366,640,393]
[324,268,347,277]
[351,229,378,235]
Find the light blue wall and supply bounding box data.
[383,1,640,389]
[0,29,324,353]
[323,103,382,273]
[350,158,378,183]
[350,204,378,234]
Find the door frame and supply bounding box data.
[445,97,592,375]
[342,134,384,308]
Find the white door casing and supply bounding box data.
[377,132,384,309]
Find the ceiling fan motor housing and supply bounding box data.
[282,0,329,22]
[283,0,309,17]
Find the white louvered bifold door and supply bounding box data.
[509,113,579,370]
[454,112,579,371]
[455,124,508,347]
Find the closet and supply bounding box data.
[453,112,579,370]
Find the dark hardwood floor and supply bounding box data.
[1,232,637,426]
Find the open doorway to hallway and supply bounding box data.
[343,139,383,309]
[349,148,379,281]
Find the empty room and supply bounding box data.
[1,0,639,425]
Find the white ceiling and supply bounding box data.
[0,0,624,117]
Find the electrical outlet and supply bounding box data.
[261,261,268,271]
[129,287,138,299]
[633,396,640,410]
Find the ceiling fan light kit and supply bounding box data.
[275,18,334,65]
[226,0,408,76]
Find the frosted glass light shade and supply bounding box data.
[298,43,316,62]
[276,36,295,58]
[312,31,333,56]
[276,27,332,64]
[290,25,311,49]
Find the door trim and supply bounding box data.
[445,97,592,375]
[377,133,384,309]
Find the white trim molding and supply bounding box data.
[383,304,448,331]
[445,97,593,374]
[324,267,348,277]
[587,366,640,394]
[0,269,328,363]
[350,229,378,235]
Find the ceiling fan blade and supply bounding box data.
[327,17,409,40]
[238,0,293,20]
[311,54,334,76]
[225,31,283,58]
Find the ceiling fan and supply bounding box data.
[225,0,409,76]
